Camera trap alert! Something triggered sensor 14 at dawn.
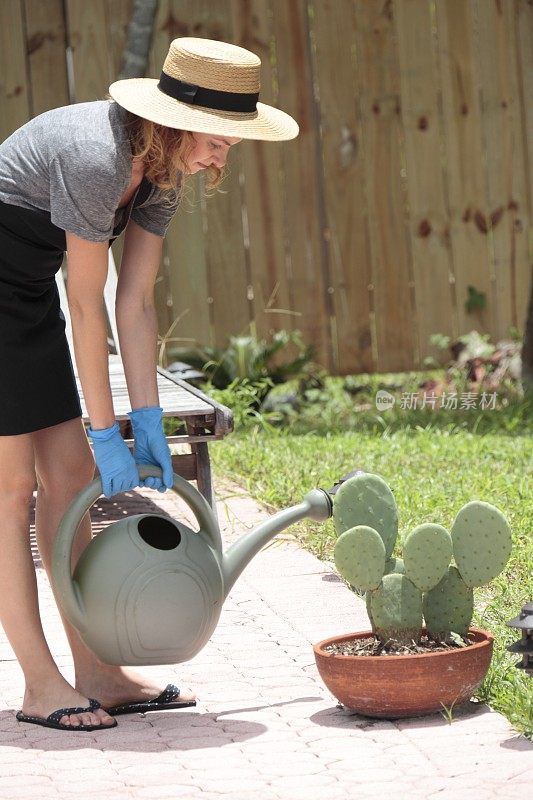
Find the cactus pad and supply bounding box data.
[365,558,405,626]
[334,526,386,591]
[423,566,474,638]
[333,473,398,558]
[451,501,512,587]
[403,524,452,592]
[370,574,423,645]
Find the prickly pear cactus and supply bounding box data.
[423,566,474,639]
[334,526,386,591]
[331,473,511,647]
[333,473,398,558]
[403,524,452,593]
[369,574,423,645]
[451,501,512,588]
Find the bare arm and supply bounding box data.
[115,219,164,410]
[65,232,115,429]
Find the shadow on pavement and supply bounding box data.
[310,699,489,729]
[0,711,267,752]
[0,696,333,752]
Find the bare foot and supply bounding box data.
[22,674,116,728]
[76,665,196,710]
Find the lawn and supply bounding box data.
[208,372,533,736]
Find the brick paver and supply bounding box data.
[0,479,531,799]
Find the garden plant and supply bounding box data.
[332,472,512,652]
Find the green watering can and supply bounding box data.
[51,465,337,666]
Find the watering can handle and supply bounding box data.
[51,466,222,633]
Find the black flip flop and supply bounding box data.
[105,683,196,716]
[16,698,117,731]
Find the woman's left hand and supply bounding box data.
[128,406,173,492]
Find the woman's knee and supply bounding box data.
[1,472,36,511]
[0,435,36,509]
[36,450,95,496]
[33,418,95,496]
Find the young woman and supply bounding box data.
[0,37,298,731]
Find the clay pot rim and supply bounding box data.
[313,626,494,663]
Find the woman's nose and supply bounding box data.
[215,151,228,168]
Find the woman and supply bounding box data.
[0,37,298,731]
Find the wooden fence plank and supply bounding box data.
[473,0,531,339]
[309,0,375,374]
[107,0,134,79]
[354,0,417,372]
[515,0,533,334]
[230,0,296,344]
[0,0,31,139]
[395,0,457,362]
[65,0,114,102]
[24,0,69,117]
[434,0,494,339]
[270,0,332,370]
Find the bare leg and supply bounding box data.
[0,430,113,728]
[32,418,195,708]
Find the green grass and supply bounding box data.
[208,373,533,737]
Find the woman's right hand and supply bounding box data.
[88,422,140,498]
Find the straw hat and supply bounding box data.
[109,37,298,141]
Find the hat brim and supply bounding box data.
[108,78,299,141]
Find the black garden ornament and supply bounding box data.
[507,601,533,677]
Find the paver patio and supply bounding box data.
[0,479,531,799]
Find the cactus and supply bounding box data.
[333,474,511,646]
[451,501,512,587]
[334,526,385,591]
[403,524,452,592]
[370,574,423,645]
[333,473,398,558]
[424,566,474,639]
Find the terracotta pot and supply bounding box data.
[313,627,494,718]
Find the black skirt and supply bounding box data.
[0,200,82,435]
[0,179,151,435]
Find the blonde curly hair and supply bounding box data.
[117,103,225,204]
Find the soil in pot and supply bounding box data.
[324,632,471,657]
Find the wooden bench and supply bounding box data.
[55,250,233,510]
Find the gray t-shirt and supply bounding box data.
[0,100,180,241]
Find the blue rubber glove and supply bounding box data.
[88,422,140,498]
[128,406,173,493]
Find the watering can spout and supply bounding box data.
[222,489,332,597]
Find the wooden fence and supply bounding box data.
[1,0,531,374]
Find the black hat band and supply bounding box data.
[158,71,259,113]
